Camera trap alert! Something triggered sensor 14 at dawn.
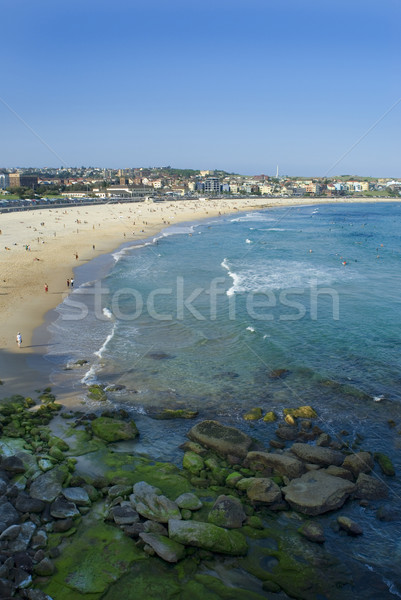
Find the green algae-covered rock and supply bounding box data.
[263,411,277,422]
[243,407,263,421]
[226,471,243,488]
[42,522,146,599]
[183,451,204,475]
[194,574,266,600]
[75,448,191,498]
[101,560,183,600]
[91,417,138,442]
[283,405,317,419]
[49,436,70,451]
[49,445,64,462]
[374,452,395,476]
[151,408,199,420]
[168,519,248,555]
[87,384,107,402]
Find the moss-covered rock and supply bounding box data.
[283,406,317,419]
[87,384,107,402]
[243,407,263,421]
[41,522,146,599]
[182,451,204,475]
[151,408,199,420]
[263,411,277,422]
[168,519,248,555]
[90,417,138,443]
[374,452,395,476]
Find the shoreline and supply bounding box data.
[0,196,398,395]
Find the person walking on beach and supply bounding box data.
[67,278,70,287]
[75,252,78,260]
[16,332,22,348]
[44,283,48,292]
[70,278,74,288]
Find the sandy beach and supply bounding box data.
[0,196,396,392]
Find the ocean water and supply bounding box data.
[45,202,401,598]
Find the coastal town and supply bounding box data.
[0,166,400,209]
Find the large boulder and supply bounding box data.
[290,443,344,467]
[244,451,304,479]
[187,420,252,458]
[168,519,248,555]
[139,533,186,563]
[29,466,68,502]
[237,477,282,505]
[282,471,355,515]
[342,452,374,477]
[208,495,247,529]
[91,417,138,442]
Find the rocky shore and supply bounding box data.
[0,391,397,599]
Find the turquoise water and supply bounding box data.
[46,202,401,597]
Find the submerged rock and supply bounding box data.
[243,407,263,421]
[151,408,199,420]
[374,452,395,476]
[90,416,139,442]
[298,521,326,543]
[337,516,363,536]
[188,420,252,458]
[282,471,355,515]
[168,519,248,555]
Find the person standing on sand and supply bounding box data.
[75,252,78,260]
[70,278,74,288]
[67,278,70,287]
[16,332,22,348]
[44,283,48,292]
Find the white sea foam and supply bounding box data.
[81,363,100,385]
[94,324,116,359]
[245,239,252,244]
[246,326,255,333]
[230,212,275,223]
[222,258,350,296]
[102,307,113,319]
[221,258,241,297]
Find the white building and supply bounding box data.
[0,173,9,189]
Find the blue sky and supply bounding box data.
[1,0,400,176]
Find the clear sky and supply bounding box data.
[1,0,400,176]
